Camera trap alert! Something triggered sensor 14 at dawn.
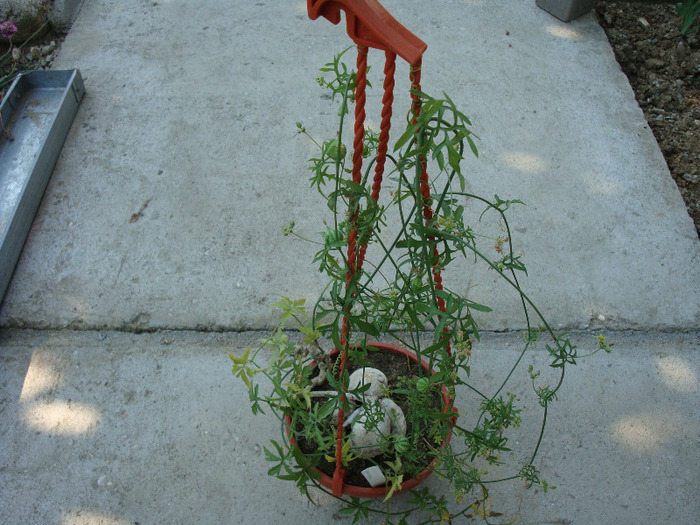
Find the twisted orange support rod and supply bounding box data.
[357,50,396,273]
[410,61,450,354]
[333,45,369,497]
[371,51,396,201]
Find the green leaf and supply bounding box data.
[394,123,420,151]
[318,399,336,419]
[339,179,366,195]
[434,148,446,171]
[330,323,343,352]
[466,134,479,157]
[405,307,426,331]
[419,98,443,122]
[464,300,492,312]
[349,317,380,337]
[396,238,425,249]
[228,345,250,366]
[422,337,450,355]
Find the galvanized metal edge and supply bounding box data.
[0,69,86,303]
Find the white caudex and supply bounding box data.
[320,367,408,460]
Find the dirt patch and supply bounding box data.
[596,1,700,236]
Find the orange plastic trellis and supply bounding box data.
[307,0,427,64]
[307,0,446,497]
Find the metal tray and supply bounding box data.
[0,69,85,302]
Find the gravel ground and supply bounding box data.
[597,1,700,237]
[1,25,64,95]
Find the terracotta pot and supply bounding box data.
[285,341,456,498]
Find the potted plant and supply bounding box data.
[230,46,610,523]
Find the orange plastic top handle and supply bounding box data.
[307,0,427,65]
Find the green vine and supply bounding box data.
[231,48,610,523]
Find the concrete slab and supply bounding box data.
[0,0,698,332]
[50,0,86,32]
[1,329,698,524]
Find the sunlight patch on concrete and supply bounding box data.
[544,24,586,41]
[611,411,683,454]
[365,117,380,134]
[19,352,64,402]
[580,171,623,196]
[656,355,698,393]
[60,510,132,525]
[22,400,101,436]
[501,151,548,173]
